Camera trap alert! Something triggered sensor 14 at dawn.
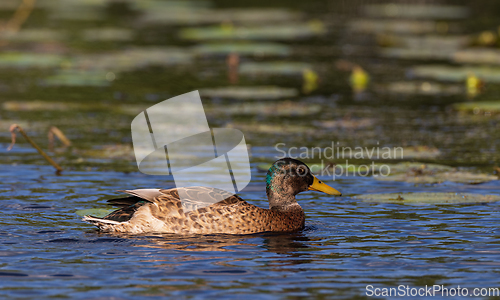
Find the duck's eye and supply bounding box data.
[297,166,306,176]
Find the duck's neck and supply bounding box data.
[266,166,303,212]
[266,186,301,212]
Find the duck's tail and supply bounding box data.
[82,215,123,232]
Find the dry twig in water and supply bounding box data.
[48,126,71,151]
[7,124,63,173]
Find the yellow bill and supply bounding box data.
[308,175,342,196]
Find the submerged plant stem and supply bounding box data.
[8,124,63,173]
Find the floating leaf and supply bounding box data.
[239,61,313,76]
[356,193,500,204]
[0,53,66,68]
[141,8,301,25]
[454,48,500,65]
[43,70,112,87]
[315,118,375,129]
[48,0,106,21]
[207,101,320,116]
[379,48,454,60]
[380,81,463,95]
[200,86,298,100]
[362,4,468,19]
[393,146,440,160]
[378,34,470,49]
[349,19,440,34]
[0,29,66,42]
[411,65,500,83]
[180,22,324,41]
[453,101,500,114]
[192,43,290,57]
[225,122,312,134]
[130,0,212,11]
[70,47,193,72]
[2,101,84,111]
[75,208,113,218]
[379,162,453,175]
[377,171,497,184]
[82,28,134,42]
[2,100,146,114]
[374,162,496,184]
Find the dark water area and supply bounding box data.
[1,0,500,299]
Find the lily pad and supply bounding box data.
[42,70,112,87]
[140,8,301,25]
[48,0,106,21]
[130,0,212,11]
[377,162,453,175]
[377,171,497,184]
[225,122,313,134]
[192,43,290,57]
[349,19,439,34]
[393,146,441,160]
[180,22,324,41]
[70,47,193,72]
[75,208,113,218]
[362,4,468,19]
[0,29,66,42]
[200,86,298,100]
[2,100,146,114]
[208,101,321,116]
[356,193,500,204]
[379,48,454,60]
[82,28,134,42]
[378,34,470,49]
[374,162,497,184]
[0,53,66,68]
[453,101,500,114]
[454,48,500,65]
[381,81,463,95]
[315,118,375,129]
[239,62,313,76]
[411,65,500,83]
[2,101,85,111]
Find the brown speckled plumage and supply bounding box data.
[83,158,340,235]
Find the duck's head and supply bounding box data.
[266,158,341,210]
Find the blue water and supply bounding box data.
[1,163,499,299]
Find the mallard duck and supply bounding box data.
[83,158,341,234]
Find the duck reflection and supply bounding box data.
[108,229,312,256]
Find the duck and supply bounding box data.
[83,158,341,235]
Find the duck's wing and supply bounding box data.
[103,187,245,222]
[157,186,244,212]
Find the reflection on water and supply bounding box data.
[142,231,311,255]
